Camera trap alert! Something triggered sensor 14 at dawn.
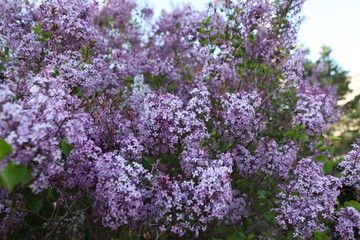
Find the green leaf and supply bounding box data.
[319,146,329,152]
[257,189,267,197]
[166,82,178,92]
[28,199,43,213]
[60,139,73,157]
[344,200,360,212]
[43,32,52,38]
[313,155,327,162]
[228,14,236,21]
[329,146,335,155]
[216,225,229,235]
[36,38,46,42]
[36,21,42,29]
[201,39,209,46]
[52,68,60,77]
[262,231,272,237]
[189,36,197,42]
[313,232,330,240]
[295,124,305,130]
[284,130,294,138]
[81,46,87,55]
[43,188,59,202]
[263,211,274,221]
[331,136,342,142]
[246,233,255,240]
[225,142,232,150]
[228,233,240,240]
[0,163,32,191]
[211,128,217,136]
[298,133,308,141]
[335,157,345,164]
[210,34,218,41]
[264,67,271,76]
[249,34,255,44]
[287,231,294,239]
[323,162,333,174]
[199,17,212,25]
[31,27,43,35]
[205,17,211,24]
[199,27,206,34]
[4,46,9,56]
[0,138,12,160]
[72,88,85,98]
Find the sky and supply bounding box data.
[142,0,360,76]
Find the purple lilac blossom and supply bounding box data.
[274,158,341,239]
[0,189,27,235]
[221,91,265,144]
[338,140,360,188]
[335,207,360,240]
[293,83,340,135]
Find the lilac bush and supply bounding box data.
[0,0,359,239]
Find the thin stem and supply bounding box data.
[2,192,17,240]
[248,207,271,218]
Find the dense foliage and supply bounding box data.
[0,0,359,239]
[302,45,359,156]
[303,45,350,101]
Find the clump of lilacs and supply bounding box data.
[143,154,236,237]
[338,140,360,188]
[293,85,339,135]
[0,0,359,239]
[92,152,150,229]
[0,69,84,193]
[220,91,264,143]
[138,93,209,155]
[0,189,27,236]
[335,207,360,240]
[274,158,341,239]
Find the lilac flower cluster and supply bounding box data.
[335,207,360,240]
[0,71,83,193]
[253,138,299,179]
[338,140,360,188]
[0,189,27,235]
[150,155,235,236]
[274,158,341,239]
[281,50,305,86]
[139,93,209,155]
[233,138,298,178]
[293,84,340,135]
[92,152,150,229]
[220,91,264,143]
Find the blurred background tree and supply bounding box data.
[303,45,350,99]
[303,45,359,155]
[338,89,360,154]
